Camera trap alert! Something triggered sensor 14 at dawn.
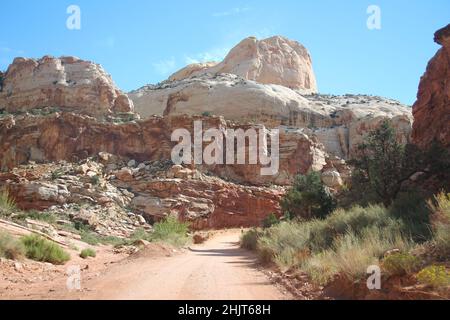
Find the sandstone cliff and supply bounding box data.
[0,56,134,119]
[130,74,412,159]
[412,24,450,149]
[169,36,318,93]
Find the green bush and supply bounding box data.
[281,172,336,220]
[417,266,450,288]
[251,205,415,284]
[51,169,64,180]
[389,192,432,242]
[80,248,96,259]
[151,216,190,247]
[262,213,279,229]
[240,229,260,251]
[0,190,17,216]
[90,175,100,185]
[382,253,421,276]
[21,234,70,264]
[0,232,25,260]
[429,192,450,258]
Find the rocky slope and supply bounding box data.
[130,74,412,159]
[0,56,134,119]
[412,24,450,149]
[169,36,318,93]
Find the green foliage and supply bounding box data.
[262,213,279,229]
[21,235,70,264]
[0,232,25,260]
[90,175,100,185]
[0,190,17,216]
[349,121,412,206]
[244,204,414,284]
[382,253,421,276]
[281,172,336,220]
[80,248,96,259]
[389,192,432,242]
[14,210,58,224]
[151,216,190,247]
[201,111,212,117]
[240,229,260,251]
[51,169,64,180]
[429,192,450,258]
[417,266,450,288]
[349,121,450,207]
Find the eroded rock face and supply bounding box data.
[0,113,342,186]
[0,56,134,118]
[168,36,318,93]
[130,74,413,159]
[412,24,450,149]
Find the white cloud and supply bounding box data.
[212,7,251,17]
[152,57,177,76]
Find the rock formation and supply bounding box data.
[169,36,318,93]
[0,56,134,119]
[412,24,450,149]
[130,74,413,159]
[0,112,345,187]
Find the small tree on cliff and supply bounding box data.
[281,171,336,220]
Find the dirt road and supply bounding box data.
[67,230,291,300]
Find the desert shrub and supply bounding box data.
[80,248,96,259]
[21,234,70,264]
[240,229,260,251]
[90,175,100,185]
[0,232,25,260]
[14,210,57,224]
[317,227,413,282]
[251,204,415,284]
[257,221,312,267]
[0,190,17,216]
[262,213,279,229]
[382,252,421,276]
[389,192,432,242]
[417,266,450,288]
[429,192,450,258]
[306,205,402,252]
[51,169,64,180]
[281,172,336,220]
[151,216,190,247]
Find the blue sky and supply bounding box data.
[0,1,448,105]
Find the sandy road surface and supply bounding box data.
[67,230,292,300]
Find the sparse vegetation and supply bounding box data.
[240,229,259,251]
[262,213,279,229]
[0,190,17,217]
[80,248,96,259]
[429,192,450,258]
[242,204,416,284]
[417,266,450,289]
[382,253,421,276]
[151,216,190,247]
[0,232,25,260]
[21,234,70,264]
[281,172,336,220]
